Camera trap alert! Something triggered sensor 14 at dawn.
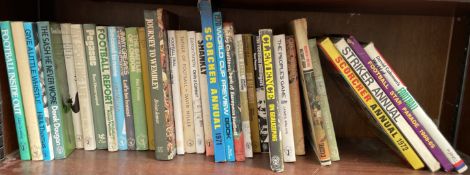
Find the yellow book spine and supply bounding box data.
[318,38,424,170]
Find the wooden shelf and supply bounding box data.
[1,138,467,174]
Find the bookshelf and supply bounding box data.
[1,0,469,174]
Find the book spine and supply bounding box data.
[156,8,177,159]
[197,32,214,156]
[318,37,425,170]
[96,26,118,152]
[213,12,235,161]
[259,29,284,172]
[242,34,261,154]
[167,30,185,154]
[71,24,96,151]
[223,23,245,161]
[138,27,155,150]
[285,36,305,156]
[198,0,227,162]
[336,37,440,171]
[254,35,269,153]
[188,31,205,154]
[24,22,54,160]
[363,42,466,172]
[273,34,295,162]
[117,27,136,150]
[0,21,31,160]
[83,24,107,149]
[60,23,83,149]
[290,19,331,165]
[125,27,148,150]
[235,34,253,158]
[49,22,76,158]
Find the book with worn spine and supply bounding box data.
[83,24,107,149]
[285,36,305,155]
[96,26,118,152]
[254,35,269,153]
[125,27,148,150]
[61,23,83,149]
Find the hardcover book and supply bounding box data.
[83,24,107,149]
[60,23,83,149]
[254,35,269,153]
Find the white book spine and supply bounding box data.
[168,30,185,154]
[234,34,253,158]
[335,39,440,171]
[197,32,213,155]
[365,43,467,173]
[273,34,295,162]
[71,24,96,150]
[61,23,83,149]
[188,31,205,154]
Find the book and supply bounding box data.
[24,22,54,160]
[117,27,136,150]
[335,37,440,171]
[285,36,305,155]
[38,22,76,159]
[60,23,83,149]
[254,35,269,153]
[290,18,331,165]
[188,31,205,154]
[138,27,155,150]
[197,0,227,162]
[273,34,295,162]
[167,30,185,154]
[259,29,284,172]
[83,24,107,149]
[11,22,43,160]
[71,24,96,151]
[223,22,245,161]
[213,11,235,161]
[96,26,118,152]
[155,8,177,159]
[318,37,425,169]
[234,34,253,158]
[125,27,148,150]
[197,32,214,156]
[0,21,31,160]
[364,42,468,172]
[241,34,261,154]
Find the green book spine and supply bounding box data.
[0,21,31,160]
[125,27,148,150]
[83,24,107,149]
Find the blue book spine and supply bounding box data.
[213,11,235,162]
[24,22,54,160]
[0,21,31,160]
[107,27,128,150]
[198,0,227,162]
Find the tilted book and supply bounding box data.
[61,23,83,149]
[290,18,331,165]
[38,22,76,158]
[125,27,148,150]
[285,36,305,155]
[213,11,235,161]
[254,35,269,153]
[335,37,440,171]
[0,21,31,160]
[273,34,295,162]
[363,41,468,172]
[318,37,425,169]
[96,26,118,152]
[12,22,43,160]
[24,22,54,160]
[223,22,245,161]
[259,29,284,172]
[234,34,253,158]
[83,24,107,149]
[198,0,227,162]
